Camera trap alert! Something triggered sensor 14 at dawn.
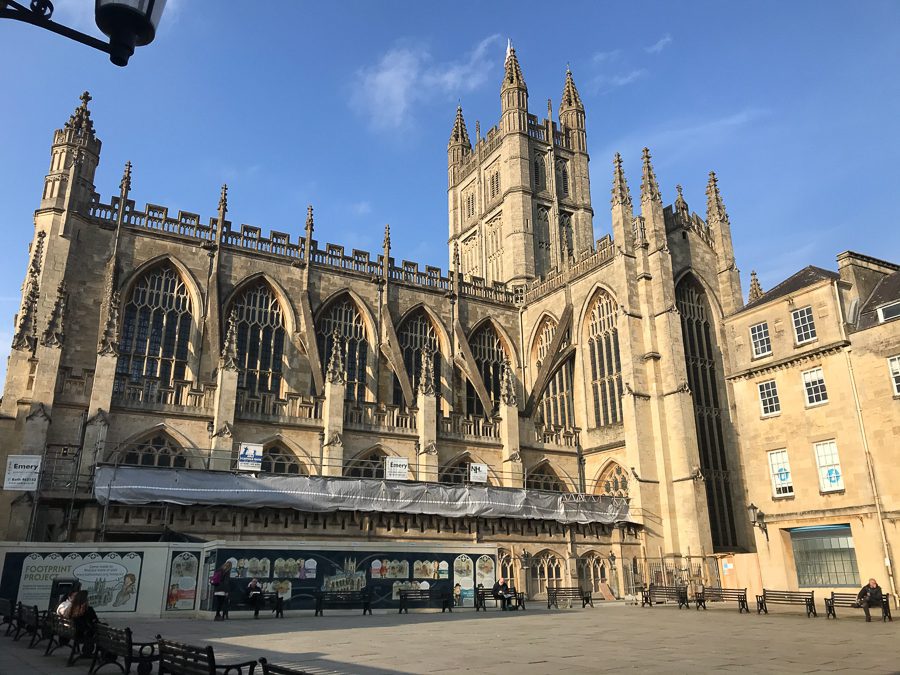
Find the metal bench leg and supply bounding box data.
[756,596,766,614]
[825,599,835,619]
[739,597,749,614]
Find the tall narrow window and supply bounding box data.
[533,207,552,276]
[767,449,794,497]
[559,212,573,258]
[750,322,771,358]
[393,310,441,405]
[587,290,622,428]
[230,281,285,398]
[534,317,558,368]
[530,552,562,595]
[538,358,575,429]
[466,323,507,416]
[556,160,569,196]
[758,379,781,416]
[814,440,844,492]
[533,156,545,190]
[890,355,900,395]
[316,297,369,403]
[792,306,817,344]
[116,263,193,392]
[676,276,737,550]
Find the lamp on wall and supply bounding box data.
[747,503,769,541]
[516,551,531,570]
[608,550,617,571]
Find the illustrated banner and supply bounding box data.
[18,551,142,612]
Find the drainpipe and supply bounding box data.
[845,349,896,607]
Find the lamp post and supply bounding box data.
[608,550,619,599]
[747,502,769,541]
[0,0,167,66]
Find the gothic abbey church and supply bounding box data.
[0,45,753,596]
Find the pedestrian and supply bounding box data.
[210,560,232,621]
[56,589,78,617]
[247,577,263,619]
[856,578,884,622]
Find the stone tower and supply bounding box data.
[447,43,593,287]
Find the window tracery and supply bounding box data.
[587,290,622,427]
[230,280,286,398]
[316,297,369,402]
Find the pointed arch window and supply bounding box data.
[115,263,193,392]
[676,275,737,550]
[115,433,188,468]
[393,310,441,406]
[559,212,574,258]
[439,456,491,485]
[530,551,563,595]
[538,357,575,430]
[466,323,508,417]
[316,297,369,403]
[533,207,551,276]
[230,281,286,398]
[533,156,545,190]
[578,553,607,594]
[556,160,569,196]
[498,549,514,583]
[344,449,387,479]
[588,290,623,428]
[534,317,557,368]
[597,463,629,498]
[525,464,566,492]
[261,446,307,476]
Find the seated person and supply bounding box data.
[65,590,99,649]
[857,578,883,622]
[492,577,513,610]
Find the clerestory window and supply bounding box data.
[230,281,286,398]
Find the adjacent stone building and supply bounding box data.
[10,44,873,602]
[724,254,900,602]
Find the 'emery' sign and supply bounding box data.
[384,457,409,480]
[3,455,42,491]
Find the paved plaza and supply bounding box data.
[1,602,897,674]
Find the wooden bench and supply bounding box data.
[44,612,92,667]
[825,592,893,621]
[695,587,749,613]
[240,592,283,618]
[258,657,313,674]
[640,585,689,609]
[756,589,817,617]
[89,623,158,675]
[157,636,259,675]
[313,590,372,616]
[398,588,452,613]
[13,603,48,648]
[0,597,16,637]
[474,586,526,611]
[547,586,593,610]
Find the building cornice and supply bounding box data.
[727,340,848,381]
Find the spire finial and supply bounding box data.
[559,66,584,114]
[383,223,391,252]
[65,90,95,136]
[305,204,314,233]
[119,161,132,195]
[220,310,239,371]
[640,147,661,203]
[326,329,346,385]
[705,170,728,224]
[80,91,92,107]
[503,41,526,89]
[418,347,435,397]
[748,270,764,302]
[475,120,481,141]
[611,152,632,209]
[675,184,688,215]
[218,184,228,215]
[500,359,517,407]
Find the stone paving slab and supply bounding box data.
[0,602,897,674]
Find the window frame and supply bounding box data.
[813,439,844,493]
[767,448,794,497]
[791,306,817,345]
[877,301,900,323]
[749,321,772,358]
[801,366,829,407]
[889,355,900,396]
[758,379,781,417]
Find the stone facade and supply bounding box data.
[0,49,759,599]
[724,253,900,601]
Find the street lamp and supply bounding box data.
[608,550,616,571]
[747,502,769,541]
[0,0,167,66]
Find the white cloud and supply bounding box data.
[351,34,501,131]
[594,107,770,168]
[588,68,647,94]
[350,201,372,216]
[645,34,673,54]
[592,49,621,64]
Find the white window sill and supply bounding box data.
[805,400,829,409]
[761,411,782,419]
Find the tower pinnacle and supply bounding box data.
[448,105,471,149]
[611,153,632,208]
[748,271,764,302]
[503,42,527,91]
[706,171,728,224]
[640,147,661,203]
[559,67,584,114]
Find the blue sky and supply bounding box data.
[2,1,900,383]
